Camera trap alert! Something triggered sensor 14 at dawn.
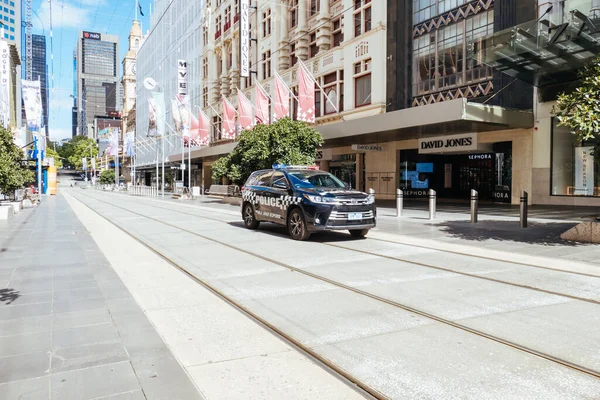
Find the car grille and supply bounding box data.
[328,210,375,221]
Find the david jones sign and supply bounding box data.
[419,133,477,154]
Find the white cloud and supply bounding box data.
[37,0,102,29]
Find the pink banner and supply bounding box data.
[198,110,211,146]
[273,74,290,121]
[255,85,270,125]
[222,96,237,139]
[297,63,315,123]
[189,114,200,146]
[237,89,254,131]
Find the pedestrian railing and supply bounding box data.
[130,185,159,197]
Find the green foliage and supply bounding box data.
[99,169,115,184]
[0,126,34,198]
[58,136,99,169]
[212,118,324,185]
[553,57,600,142]
[46,144,63,169]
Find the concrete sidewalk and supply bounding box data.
[0,195,202,400]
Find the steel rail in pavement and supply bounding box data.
[70,190,600,382]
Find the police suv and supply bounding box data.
[241,165,376,240]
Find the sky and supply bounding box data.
[31,0,152,141]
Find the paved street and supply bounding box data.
[2,188,600,399]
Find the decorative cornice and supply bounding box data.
[411,80,493,107]
[413,0,494,39]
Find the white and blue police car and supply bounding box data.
[241,164,376,240]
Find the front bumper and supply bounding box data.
[303,203,376,232]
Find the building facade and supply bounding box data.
[31,34,48,138]
[122,20,143,135]
[75,31,120,138]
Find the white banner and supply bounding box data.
[240,0,250,78]
[22,80,44,151]
[575,146,594,196]
[91,157,96,170]
[82,157,87,171]
[0,40,10,129]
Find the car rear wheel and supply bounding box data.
[288,209,311,241]
[349,229,369,238]
[243,203,260,229]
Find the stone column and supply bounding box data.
[209,48,220,104]
[296,0,309,61]
[221,42,231,97]
[278,0,290,70]
[317,0,331,52]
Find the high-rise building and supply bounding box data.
[75,30,119,138]
[31,34,48,138]
[1,0,18,42]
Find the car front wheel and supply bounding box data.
[349,229,369,238]
[288,209,311,241]
[243,203,260,229]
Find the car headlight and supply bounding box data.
[303,194,336,204]
[365,194,375,205]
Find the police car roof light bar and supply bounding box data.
[272,164,319,170]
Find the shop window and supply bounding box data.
[551,119,600,196]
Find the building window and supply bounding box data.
[310,0,320,17]
[290,0,298,28]
[262,50,271,80]
[225,6,232,31]
[333,17,344,47]
[203,25,209,46]
[309,32,319,58]
[202,87,208,108]
[202,57,209,78]
[354,59,371,107]
[552,119,600,197]
[290,43,297,66]
[353,0,371,37]
[213,116,221,141]
[262,9,271,37]
[215,15,222,38]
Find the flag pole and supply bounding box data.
[298,59,344,120]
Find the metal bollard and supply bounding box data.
[470,189,478,223]
[396,189,403,217]
[520,191,528,228]
[429,189,436,220]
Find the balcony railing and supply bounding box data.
[224,21,231,32]
[215,30,222,40]
[234,13,240,23]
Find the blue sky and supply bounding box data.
[32,0,151,141]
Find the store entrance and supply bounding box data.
[399,142,512,202]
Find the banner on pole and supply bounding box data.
[297,63,315,123]
[108,129,120,156]
[237,89,254,130]
[255,84,269,125]
[240,0,250,78]
[91,157,96,170]
[22,79,44,151]
[273,74,290,122]
[148,97,158,136]
[82,157,87,171]
[150,91,166,136]
[124,131,135,157]
[222,96,237,139]
[0,40,10,129]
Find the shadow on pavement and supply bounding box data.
[433,220,583,246]
[0,288,20,305]
[227,221,365,243]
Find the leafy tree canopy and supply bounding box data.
[212,118,324,185]
[46,143,63,169]
[59,136,99,170]
[0,126,34,198]
[554,57,600,142]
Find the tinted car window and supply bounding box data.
[256,171,273,187]
[288,171,346,189]
[245,172,261,186]
[271,171,288,188]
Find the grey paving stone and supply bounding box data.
[0,314,51,337]
[53,296,107,314]
[52,323,120,350]
[0,302,52,321]
[53,286,104,303]
[52,279,98,292]
[132,354,204,400]
[93,390,146,400]
[0,376,49,400]
[52,307,112,332]
[0,350,50,384]
[50,361,140,400]
[96,279,132,300]
[50,341,129,374]
[0,330,51,358]
[0,290,52,307]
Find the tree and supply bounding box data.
[0,126,34,199]
[65,137,99,170]
[46,143,63,169]
[212,118,324,185]
[554,57,600,142]
[99,169,115,184]
[58,136,98,169]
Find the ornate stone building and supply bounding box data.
[122,20,143,136]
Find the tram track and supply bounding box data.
[89,191,600,302]
[69,189,600,383]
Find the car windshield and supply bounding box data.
[287,171,346,189]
